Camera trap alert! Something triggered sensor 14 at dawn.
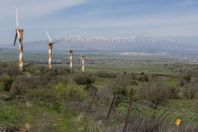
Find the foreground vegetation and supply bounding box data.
[0,62,198,132]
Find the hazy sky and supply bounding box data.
[0,0,198,44]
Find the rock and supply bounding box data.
[25,123,31,131]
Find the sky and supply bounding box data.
[0,0,198,44]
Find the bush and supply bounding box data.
[54,83,87,101]
[9,70,70,99]
[137,81,169,106]
[41,83,88,103]
[74,73,95,85]
[0,74,13,91]
[117,114,198,132]
[182,78,198,99]
[10,76,26,97]
[95,71,116,78]
[138,72,149,82]
[24,65,39,74]
[54,67,71,75]
[48,75,69,86]
[168,86,179,99]
[0,105,19,124]
[183,72,192,82]
[126,116,169,132]
[179,71,192,86]
[107,74,136,105]
[41,70,57,81]
[110,74,137,95]
[0,63,19,76]
[84,84,97,96]
[10,75,43,97]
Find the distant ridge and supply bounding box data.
[1,36,198,57]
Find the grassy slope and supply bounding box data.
[0,61,198,131]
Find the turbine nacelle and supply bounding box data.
[81,56,85,60]
[48,42,54,46]
[45,30,63,46]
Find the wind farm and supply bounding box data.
[0,1,198,132]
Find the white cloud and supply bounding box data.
[82,15,198,28]
[0,0,85,19]
[0,0,198,43]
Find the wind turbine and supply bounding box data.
[68,48,73,70]
[80,55,85,72]
[14,6,24,72]
[45,30,60,69]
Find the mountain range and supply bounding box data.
[1,36,198,57]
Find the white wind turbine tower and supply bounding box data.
[80,55,85,72]
[68,48,73,70]
[14,6,24,72]
[45,30,61,69]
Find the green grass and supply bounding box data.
[0,100,100,131]
[86,63,174,75]
[0,104,19,125]
[162,99,198,123]
[166,79,179,87]
[0,60,198,131]
[116,99,198,125]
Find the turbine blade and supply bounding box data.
[16,6,19,28]
[45,30,53,42]
[53,38,64,44]
[14,31,18,46]
[17,30,21,39]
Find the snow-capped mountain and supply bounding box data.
[1,35,198,57]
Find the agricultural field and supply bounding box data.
[0,56,198,132]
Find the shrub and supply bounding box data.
[54,67,71,75]
[10,75,43,97]
[41,70,57,81]
[168,86,179,99]
[182,78,198,99]
[183,72,192,82]
[55,83,87,101]
[138,73,149,82]
[9,71,70,99]
[179,72,192,86]
[10,75,28,97]
[137,81,169,106]
[0,105,19,124]
[95,71,116,78]
[84,84,98,96]
[126,116,169,132]
[24,65,39,74]
[0,63,19,76]
[74,73,95,85]
[49,75,69,86]
[123,114,197,132]
[107,74,135,106]
[73,114,105,132]
[41,83,88,103]
[0,74,13,91]
[110,74,136,95]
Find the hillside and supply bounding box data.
[0,62,198,131]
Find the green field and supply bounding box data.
[0,54,198,131]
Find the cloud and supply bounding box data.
[176,0,198,7]
[0,0,86,19]
[72,14,198,28]
[0,0,198,44]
